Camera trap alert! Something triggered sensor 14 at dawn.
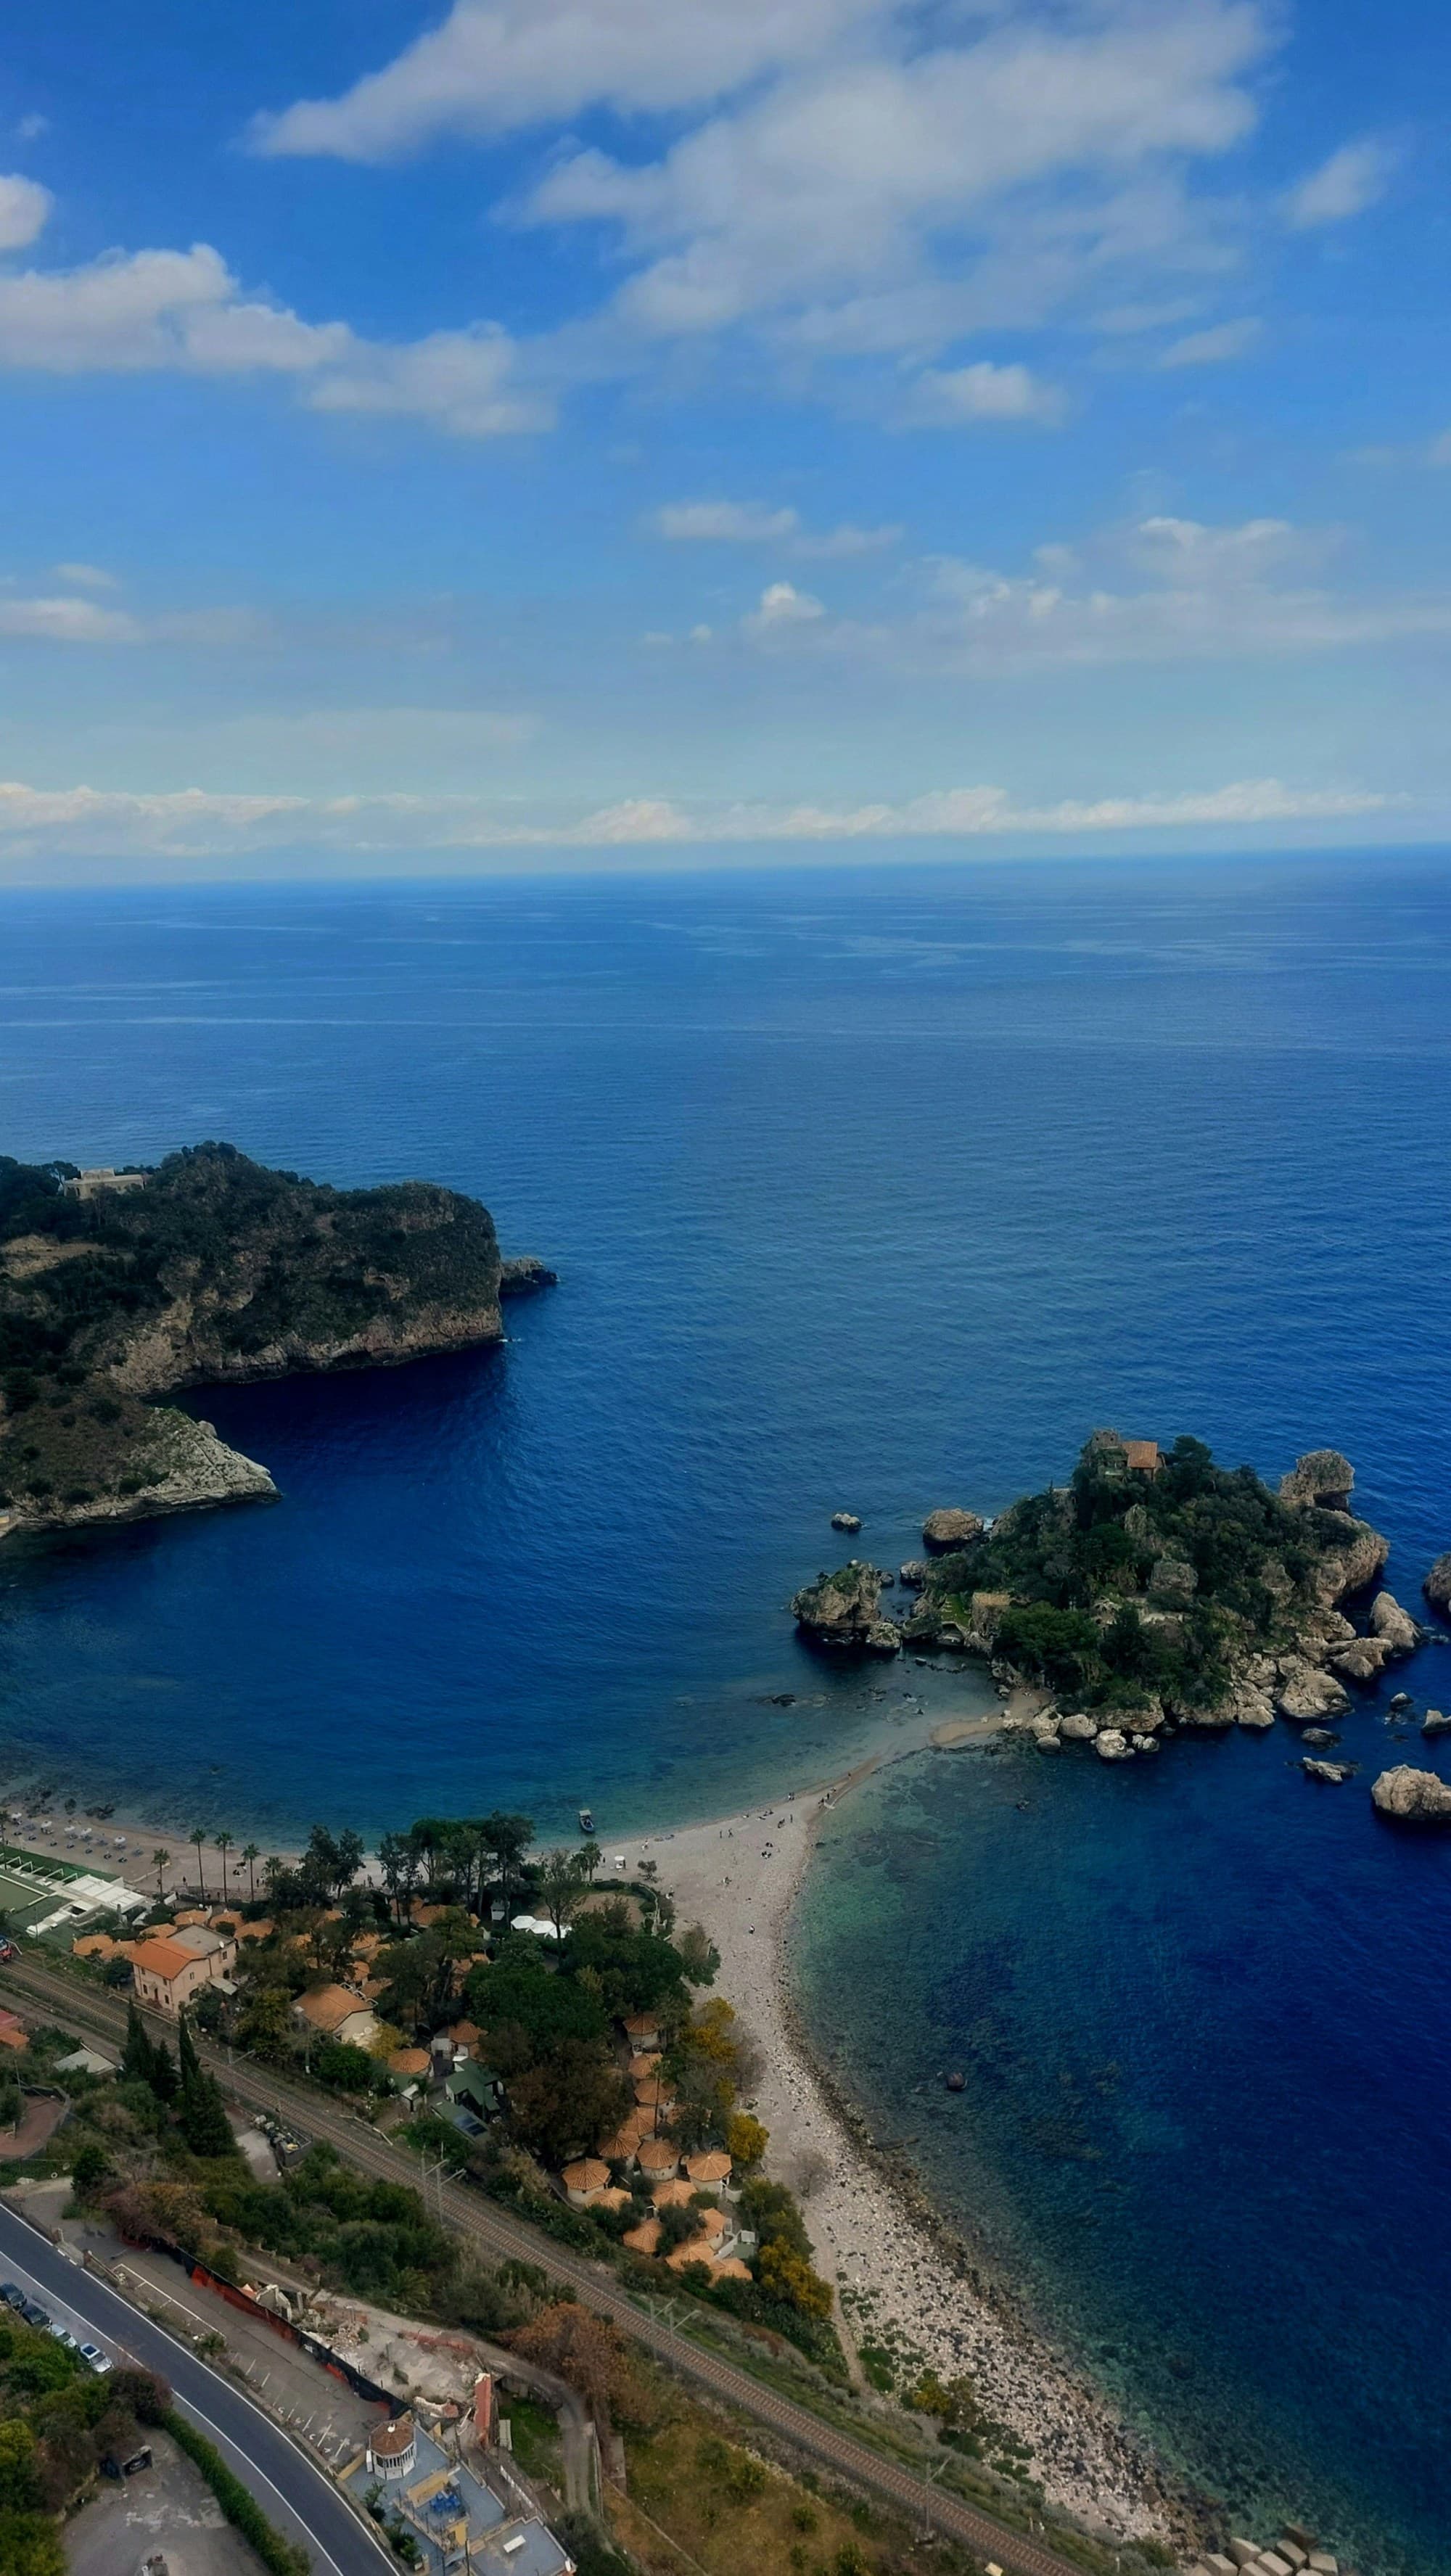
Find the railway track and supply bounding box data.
[1,1953,1092,2576]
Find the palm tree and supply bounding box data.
[215,1831,233,1905]
[241,1843,261,1904]
[152,1847,171,1898]
[189,1827,207,1903]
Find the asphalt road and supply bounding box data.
[1,1954,1089,2576]
[0,2200,390,2575]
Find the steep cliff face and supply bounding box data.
[0,1143,533,1536]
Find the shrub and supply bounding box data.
[165,2413,311,2575]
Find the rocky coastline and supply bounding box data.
[0,1142,551,1540]
[793,1434,1451,1822]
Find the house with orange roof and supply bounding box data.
[561,2158,611,2207]
[131,1923,237,2017]
[683,2149,732,2191]
[622,2011,660,2049]
[636,2137,678,2182]
[650,2178,695,2210]
[292,1985,379,2051]
[633,2074,675,2117]
[622,2216,661,2255]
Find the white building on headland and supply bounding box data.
[61,1168,149,1201]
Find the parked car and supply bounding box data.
[78,2342,112,2375]
[20,2300,48,2329]
[49,2325,78,2351]
[0,2283,24,2309]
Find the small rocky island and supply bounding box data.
[792,1431,1431,1755]
[0,1143,553,1537]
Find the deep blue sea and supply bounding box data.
[2,855,1450,2566]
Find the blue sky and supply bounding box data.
[1,0,1449,878]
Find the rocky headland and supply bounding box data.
[0,1142,549,1538]
[792,1432,1437,1766]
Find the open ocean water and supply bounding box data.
[1,853,1450,2564]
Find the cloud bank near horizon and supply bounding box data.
[0,773,1397,878]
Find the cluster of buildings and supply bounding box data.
[359,2381,575,2576]
[557,2009,757,2284]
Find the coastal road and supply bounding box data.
[0,2198,390,2574]
[1,1955,1089,2576]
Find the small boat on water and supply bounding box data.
[578,1807,596,1835]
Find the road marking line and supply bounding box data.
[0,2233,388,2576]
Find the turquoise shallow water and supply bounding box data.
[1,855,1450,2560]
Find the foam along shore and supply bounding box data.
[612,1727,1177,2546]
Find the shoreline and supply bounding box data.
[615,1706,1187,2549]
[9,1692,1187,2543]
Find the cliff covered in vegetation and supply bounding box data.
[795,1431,1407,1740]
[0,1143,542,1534]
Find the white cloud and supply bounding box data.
[521,1,1274,366]
[303,325,551,436]
[791,522,902,558]
[651,499,901,554]
[653,500,800,543]
[0,174,51,252]
[1158,314,1261,366]
[53,562,118,590]
[0,189,541,439]
[0,771,1392,868]
[733,511,1451,671]
[1283,139,1394,230]
[0,595,140,643]
[15,118,50,145]
[250,0,878,160]
[904,361,1064,424]
[744,580,826,634]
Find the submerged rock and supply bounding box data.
[1371,1764,1451,1822]
[1302,1758,1355,1783]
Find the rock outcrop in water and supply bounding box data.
[791,1560,901,1654]
[1423,1551,1451,1614]
[792,1435,1404,1768]
[0,1142,547,1539]
[1371,1765,1451,1822]
[922,1507,983,1552]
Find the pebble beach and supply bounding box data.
[620,1732,1180,2546]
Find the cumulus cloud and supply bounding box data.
[0,174,51,252]
[653,500,801,542]
[903,361,1064,424]
[1283,139,1394,229]
[515,0,1274,368]
[1158,315,1261,366]
[734,511,1451,671]
[0,193,541,438]
[743,581,826,635]
[250,0,877,160]
[0,595,140,643]
[0,771,1392,867]
[651,500,901,554]
[53,562,119,590]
